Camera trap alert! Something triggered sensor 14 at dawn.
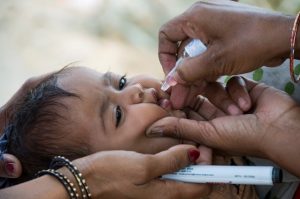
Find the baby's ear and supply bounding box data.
[0,153,22,178]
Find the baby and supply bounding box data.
[3,66,194,182]
[2,66,258,198]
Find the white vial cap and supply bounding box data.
[185,39,207,57]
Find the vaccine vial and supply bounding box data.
[161,39,207,91]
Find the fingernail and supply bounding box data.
[146,127,163,137]
[227,104,240,115]
[188,149,200,163]
[238,97,247,108]
[237,77,246,87]
[5,162,15,175]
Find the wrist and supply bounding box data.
[71,156,107,198]
[265,106,300,176]
[268,14,295,61]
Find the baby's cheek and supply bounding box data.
[132,104,168,128]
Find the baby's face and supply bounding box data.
[57,67,182,154]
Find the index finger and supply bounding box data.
[159,14,189,74]
[0,154,22,178]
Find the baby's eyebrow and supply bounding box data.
[103,72,113,86]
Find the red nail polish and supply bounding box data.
[188,149,200,163]
[5,162,15,174]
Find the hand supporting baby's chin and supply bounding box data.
[167,109,197,146]
[168,109,187,118]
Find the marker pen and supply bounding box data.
[161,39,207,91]
[162,165,282,185]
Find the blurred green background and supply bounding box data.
[0,0,299,105]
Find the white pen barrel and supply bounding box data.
[162,165,281,185]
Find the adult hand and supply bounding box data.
[159,0,297,82]
[1,145,212,199]
[71,145,211,199]
[0,154,22,178]
[147,78,300,177]
[166,75,251,114]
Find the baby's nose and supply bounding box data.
[128,83,144,104]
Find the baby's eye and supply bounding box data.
[115,105,122,127]
[119,75,127,90]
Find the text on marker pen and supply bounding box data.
[162,165,282,185]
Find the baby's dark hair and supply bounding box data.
[6,68,89,185]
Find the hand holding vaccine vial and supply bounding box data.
[161,39,207,91]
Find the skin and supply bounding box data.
[163,35,252,112]
[147,78,300,177]
[57,67,251,155]
[0,66,249,199]
[0,68,214,198]
[57,67,185,154]
[148,0,300,177]
[1,145,212,199]
[0,64,243,177]
[158,0,299,109]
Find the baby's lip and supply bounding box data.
[151,89,159,104]
[158,98,172,109]
[151,89,171,108]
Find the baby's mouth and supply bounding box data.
[158,98,172,110]
[150,88,172,110]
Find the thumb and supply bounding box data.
[146,145,199,179]
[0,154,22,178]
[174,48,218,83]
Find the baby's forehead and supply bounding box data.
[56,67,106,90]
[58,67,102,79]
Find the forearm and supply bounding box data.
[0,175,69,199]
[253,13,300,61]
[264,14,299,61]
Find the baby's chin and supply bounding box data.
[157,99,199,146]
